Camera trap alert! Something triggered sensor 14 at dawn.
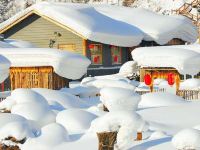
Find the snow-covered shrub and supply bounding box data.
[172,128,200,150]
[90,111,148,149]
[118,61,138,78]
[100,87,141,111]
[180,78,200,90]
[56,109,97,134]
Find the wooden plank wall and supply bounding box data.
[10,66,69,90]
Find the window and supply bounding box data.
[89,44,102,65]
[111,46,122,64]
[58,44,76,52]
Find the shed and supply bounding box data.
[0,48,90,90]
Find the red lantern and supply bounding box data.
[144,74,152,86]
[114,56,118,62]
[167,73,175,86]
[93,57,98,63]
[89,44,94,49]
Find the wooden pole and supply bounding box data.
[136,132,142,141]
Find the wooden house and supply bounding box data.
[0,48,90,91]
[0,3,197,76]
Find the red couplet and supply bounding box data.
[144,74,152,86]
[168,73,175,85]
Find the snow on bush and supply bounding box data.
[56,109,97,134]
[100,87,141,111]
[139,92,187,108]
[172,128,200,150]
[90,111,148,149]
[22,123,69,150]
[1,89,56,127]
[32,88,89,110]
[118,61,138,77]
[0,113,35,141]
[180,78,200,90]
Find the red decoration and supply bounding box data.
[114,56,118,62]
[89,44,94,49]
[144,74,152,86]
[168,73,175,86]
[93,57,98,63]
[1,82,4,92]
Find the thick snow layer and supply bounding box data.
[118,61,138,77]
[1,89,56,127]
[132,46,200,75]
[0,113,35,141]
[139,92,186,108]
[22,123,69,150]
[172,128,200,150]
[0,55,10,83]
[94,5,198,44]
[0,2,143,47]
[32,88,89,110]
[180,78,200,90]
[56,109,97,134]
[0,48,90,79]
[90,111,148,149]
[4,39,37,48]
[100,87,141,111]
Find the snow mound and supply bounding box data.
[0,48,90,79]
[180,78,200,90]
[22,123,69,150]
[172,128,200,150]
[100,87,141,111]
[90,111,148,149]
[56,109,97,134]
[32,88,89,110]
[139,92,186,108]
[118,61,138,77]
[149,131,167,140]
[0,113,35,141]
[132,46,200,75]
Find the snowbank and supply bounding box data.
[32,88,89,110]
[0,2,143,47]
[90,111,148,149]
[0,48,90,79]
[22,123,69,150]
[94,5,198,44]
[139,92,186,108]
[56,109,97,134]
[118,61,138,77]
[172,128,200,150]
[180,78,200,90]
[0,55,10,83]
[132,46,200,75]
[100,87,141,111]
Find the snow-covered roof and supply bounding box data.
[94,5,198,44]
[0,2,143,47]
[0,48,91,80]
[132,46,200,75]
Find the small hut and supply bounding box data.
[132,45,200,91]
[0,48,90,91]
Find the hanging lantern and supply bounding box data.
[168,73,175,86]
[89,44,94,49]
[114,56,118,62]
[144,74,152,86]
[94,56,98,63]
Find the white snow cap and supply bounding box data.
[132,46,200,75]
[0,55,10,83]
[90,111,148,149]
[0,2,143,47]
[100,87,141,111]
[172,128,200,150]
[0,48,90,79]
[94,5,198,44]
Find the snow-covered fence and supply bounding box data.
[136,88,166,95]
[177,90,200,100]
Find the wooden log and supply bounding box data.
[97,132,117,150]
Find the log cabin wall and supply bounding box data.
[10,66,69,90]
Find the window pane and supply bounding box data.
[111,46,122,64]
[89,44,102,65]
